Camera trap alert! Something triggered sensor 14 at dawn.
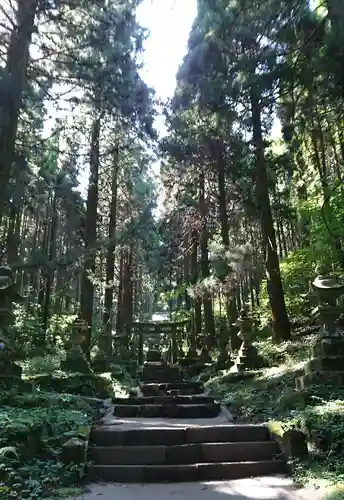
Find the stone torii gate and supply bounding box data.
[131,320,189,365]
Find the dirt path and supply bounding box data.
[74,476,325,500]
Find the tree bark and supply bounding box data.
[42,191,57,333]
[80,116,100,355]
[102,148,119,354]
[191,230,202,341]
[250,87,291,341]
[199,171,215,347]
[217,147,239,350]
[0,0,39,225]
[115,249,125,334]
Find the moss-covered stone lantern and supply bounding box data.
[61,318,93,373]
[296,265,344,389]
[232,306,263,371]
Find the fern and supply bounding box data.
[0,446,19,460]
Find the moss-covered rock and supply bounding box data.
[60,437,87,465]
[268,420,308,459]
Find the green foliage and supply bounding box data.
[7,305,45,357]
[258,243,337,323]
[0,356,134,498]
[325,487,344,500]
[256,338,311,367]
[0,390,95,498]
[46,314,78,345]
[25,371,115,398]
[20,355,64,376]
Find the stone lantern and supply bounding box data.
[198,334,212,364]
[61,318,93,373]
[233,306,262,372]
[296,265,344,389]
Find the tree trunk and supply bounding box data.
[250,88,291,341]
[38,204,50,312]
[80,116,100,356]
[6,203,22,265]
[115,249,125,334]
[0,0,39,225]
[102,148,119,353]
[122,247,134,342]
[183,233,191,311]
[199,171,215,347]
[191,231,202,335]
[42,191,57,333]
[216,150,239,350]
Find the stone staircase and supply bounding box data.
[89,361,286,482]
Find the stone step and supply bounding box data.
[91,425,270,447]
[91,460,286,482]
[141,366,182,383]
[140,381,204,396]
[112,395,215,405]
[90,441,280,465]
[142,364,179,370]
[113,402,221,418]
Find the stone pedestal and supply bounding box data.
[235,343,261,371]
[296,267,344,390]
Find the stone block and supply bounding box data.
[162,404,182,418]
[122,428,186,446]
[312,339,344,358]
[92,465,144,482]
[306,356,344,373]
[143,464,199,482]
[146,349,163,362]
[186,425,269,444]
[283,429,308,458]
[179,403,219,418]
[296,371,344,390]
[139,405,161,418]
[201,441,278,462]
[204,402,221,417]
[90,429,124,446]
[165,444,201,465]
[197,460,286,481]
[113,405,139,417]
[91,445,166,465]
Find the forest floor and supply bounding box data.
[203,334,344,499]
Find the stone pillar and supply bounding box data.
[296,265,344,389]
